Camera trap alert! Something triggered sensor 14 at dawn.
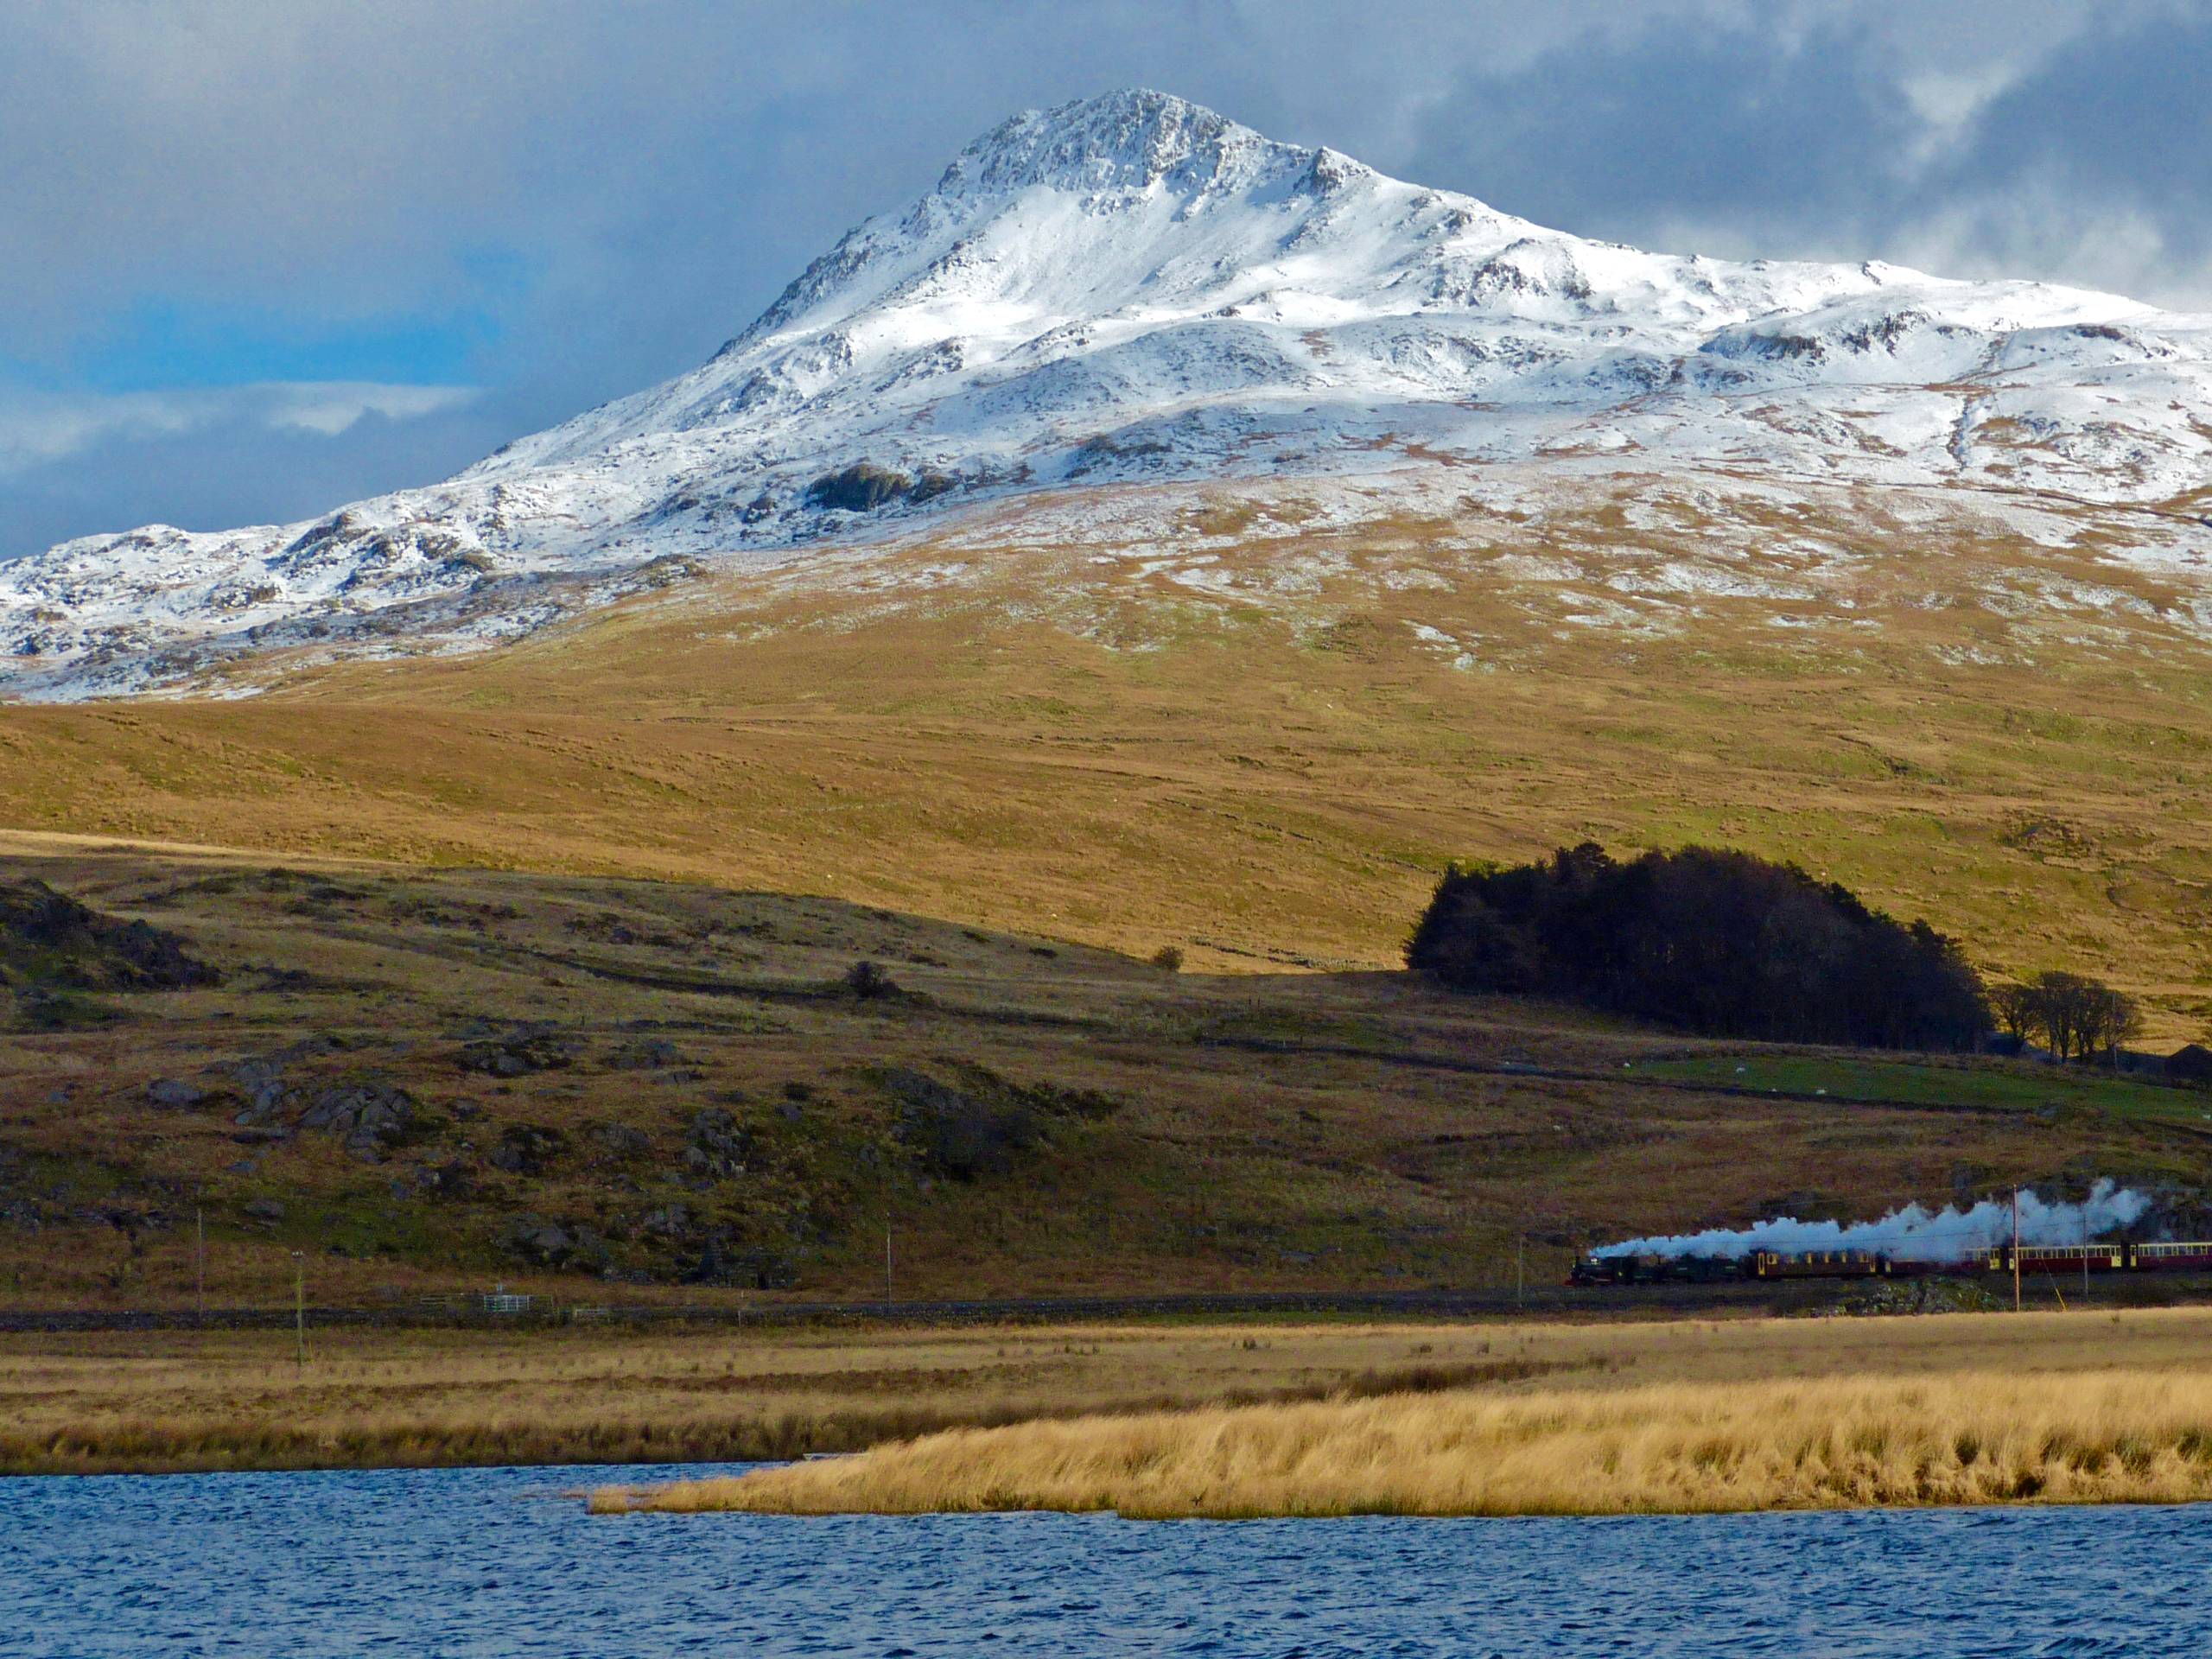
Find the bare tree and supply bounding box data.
[2079,982,2144,1065]
[2012,969,2139,1063]
[1989,982,2036,1043]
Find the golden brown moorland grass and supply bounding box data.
[604,1304,2212,1517]
[610,1370,2212,1517]
[14,1305,2212,1480]
[3,493,2211,1030]
[0,1318,1604,1474]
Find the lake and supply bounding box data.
[3,1463,2205,1656]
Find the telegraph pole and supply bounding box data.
[195,1207,205,1315]
[884,1221,894,1310]
[1516,1235,1525,1309]
[290,1250,305,1366]
[2012,1189,2022,1313]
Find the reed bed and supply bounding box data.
[603,1370,2212,1517]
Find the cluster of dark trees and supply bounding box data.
[1405,842,1990,1050]
[1989,971,2143,1061]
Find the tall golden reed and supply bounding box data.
[601,1370,2212,1518]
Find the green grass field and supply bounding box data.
[1639,1055,2212,1126]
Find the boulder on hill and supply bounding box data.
[0,879,220,992]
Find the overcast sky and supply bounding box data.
[4,0,2208,557]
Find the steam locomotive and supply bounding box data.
[1568,1239,2212,1287]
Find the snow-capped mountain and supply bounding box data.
[6,88,2211,698]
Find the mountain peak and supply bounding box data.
[935,88,1302,201]
[6,90,2209,702]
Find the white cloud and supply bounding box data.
[7,1,2212,550]
[0,383,478,477]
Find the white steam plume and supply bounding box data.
[1594,1180,2153,1262]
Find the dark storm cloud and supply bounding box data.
[1957,13,2212,264]
[1,1,2205,556]
[1402,3,2212,294]
[1402,22,1918,243]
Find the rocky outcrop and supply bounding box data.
[458,1028,577,1077]
[879,1065,1115,1182]
[683,1109,753,1179]
[504,1213,609,1271]
[587,1120,652,1159]
[606,1038,685,1071]
[0,879,219,992]
[221,1041,416,1158]
[487,1122,566,1176]
[296,1079,416,1159]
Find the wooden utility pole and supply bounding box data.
[195,1207,205,1314]
[291,1250,305,1366]
[884,1221,894,1310]
[1516,1235,1525,1309]
[2012,1189,2022,1313]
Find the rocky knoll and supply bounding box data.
[0,878,219,1001]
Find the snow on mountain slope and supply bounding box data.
[5,88,2211,699]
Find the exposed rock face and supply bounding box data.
[219,1041,416,1158]
[681,1233,797,1291]
[143,1078,208,1111]
[228,1036,346,1129]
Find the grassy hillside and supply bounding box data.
[2,491,2209,1037]
[2,843,2207,1313]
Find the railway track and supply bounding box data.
[14,1269,2211,1334]
[0,1279,1827,1333]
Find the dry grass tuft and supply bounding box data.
[606,1370,2212,1518]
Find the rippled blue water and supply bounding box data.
[3,1464,2209,1656]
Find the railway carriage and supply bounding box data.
[1749,1249,1891,1279]
[2128,1241,2212,1271]
[1986,1243,2126,1274]
[1570,1238,2212,1287]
